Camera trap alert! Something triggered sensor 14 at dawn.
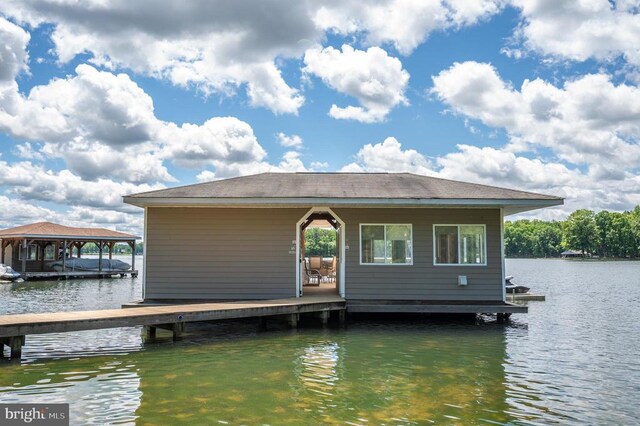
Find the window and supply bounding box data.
[360,224,412,264]
[434,225,486,265]
[19,244,39,261]
[44,244,55,260]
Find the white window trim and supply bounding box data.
[359,223,413,266]
[433,224,487,266]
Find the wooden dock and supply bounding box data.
[507,293,546,302]
[22,270,139,281]
[0,293,346,358]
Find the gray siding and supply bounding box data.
[334,208,503,302]
[144,206,503,302]
[145,207,306,300]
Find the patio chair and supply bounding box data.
[327,256,337,282]
[303,259,321,286]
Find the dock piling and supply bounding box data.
[288,313,299,329]
[145,326,157,339]
[320,310,329,328]
[257,316,267,331]
[338,310,346,328]
[1,335,25,358]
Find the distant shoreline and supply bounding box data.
[506,256,640,261]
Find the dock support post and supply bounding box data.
[2,335,25,358]
[61,239,67,272]
[146,326,157,339]
[21,239,27,275]
[172,322,185,341]
[289,314,299,329]
[338,310,346,328]
[98,242,103,273]
[130,241,135,277]
[320,311,329,328]
[257,316,267,331]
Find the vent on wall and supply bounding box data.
[458,275,468,286]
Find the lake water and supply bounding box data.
[1,257,639,425]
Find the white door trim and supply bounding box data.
[295,207,346,298]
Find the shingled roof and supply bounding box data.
[123,172,563,214]
[0,222,138,240]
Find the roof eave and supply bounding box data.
[123,196,563,212]
[0,234,139,241]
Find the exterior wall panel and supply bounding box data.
[145,207,306,300]
[334,208,502,301]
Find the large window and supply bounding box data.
[434,225,486,265]
[360,224,413,265]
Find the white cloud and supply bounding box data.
[510,0,640,67]
[0,58,274,184]
[276,132,303,148]
[197,150,310,181]
[341,137,435,175]
[0,160,164,211]
[0,1,505,116]
[431,61,640,173]
[64,206,143,235]
[161,117,267,169]
[310,161,328,169]
[0,1,310,115]
[303,45,410,122]
[314,0,503,55]
[0,195,58,229]
[0,17,29,83]
[341,136,640,217]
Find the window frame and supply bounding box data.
[433,224,487,266]
[359,223,413,266]
[18,243,39,261]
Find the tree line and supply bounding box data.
[81,242,144,255]
[505,206,640,258]
[305,228,337,257]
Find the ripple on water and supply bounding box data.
[0,258,639,424]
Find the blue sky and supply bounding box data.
[1,1,639,234]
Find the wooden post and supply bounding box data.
[108,242,113,260]
[338,310,346,328]
[172,322,185,341]
[257,316,267,331]
[21,238,27,274]
[0,240,5,264]
[146,326,157,339]
[98,241,103,273]
[129,241,135,274]
[39,242,45,272]
[289,313,299,329]
[3,335,25,358]
[62,239,67,271]
[320,310,329,328]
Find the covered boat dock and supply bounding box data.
[0,222,139,280]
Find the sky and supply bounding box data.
[0,0,639,235]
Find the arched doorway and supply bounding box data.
[296,207,345,297]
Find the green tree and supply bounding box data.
[304,228,336,257]
[563,209,598,255]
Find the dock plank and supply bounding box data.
[0,294,346,338]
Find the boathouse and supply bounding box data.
[124,172,562,314]
[0,222,139,280]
